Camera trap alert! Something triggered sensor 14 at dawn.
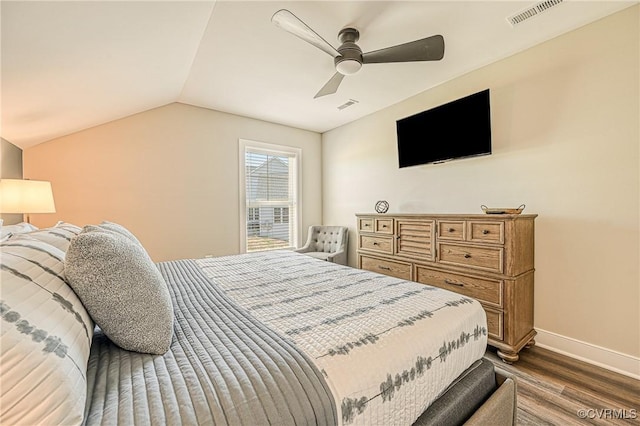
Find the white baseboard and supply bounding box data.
[534,328,640,380]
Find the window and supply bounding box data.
[274,207,289,224]
[239,140,301,253]
[247,207,260,236]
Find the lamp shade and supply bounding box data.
[0,179,56,214]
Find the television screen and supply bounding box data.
[396,89,492,167]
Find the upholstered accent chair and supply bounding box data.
[295,225,349,265]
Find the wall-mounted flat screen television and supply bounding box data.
[396,89,492,168]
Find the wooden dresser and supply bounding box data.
[356,213,537,363]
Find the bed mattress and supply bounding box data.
[197,251,488,425]
[84,251,487,425]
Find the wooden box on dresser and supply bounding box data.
[356,213,537,363]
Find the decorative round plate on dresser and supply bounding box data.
[375,200,389,213]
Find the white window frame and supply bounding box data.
[239,139,302,253]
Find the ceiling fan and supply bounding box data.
[271,9,445,99]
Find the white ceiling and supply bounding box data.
[1,0,636,149]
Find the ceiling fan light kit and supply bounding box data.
[271,9,445,98]
[336,58,362,75]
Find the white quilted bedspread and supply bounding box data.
[197,250,487,426]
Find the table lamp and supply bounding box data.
[0,179,56,223]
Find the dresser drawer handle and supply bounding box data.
[378,266,391,271]
[482,229,490,235]
[364,223,370,227]
[444,279,465,287]
[464,253,472,258]
[448,228,455,233]
[373,242,379,246]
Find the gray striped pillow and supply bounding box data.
[7,222,82,252]
[0,222,38,241]
[0,238,94,425]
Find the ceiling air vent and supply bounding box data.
[337,99,359,111]
[507,0,564,27]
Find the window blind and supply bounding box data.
[244,149,297,252]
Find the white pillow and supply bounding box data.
[0,222,38,241]
[0,238,94,425]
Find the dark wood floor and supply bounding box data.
[483,346,640,425]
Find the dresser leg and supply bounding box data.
[497,350,519,364]
[525,338,536,349]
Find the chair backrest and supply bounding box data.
[307,226,348,253]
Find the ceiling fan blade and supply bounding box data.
[314,72,345,98]
[362,35,444,64]
[272,9,340,58]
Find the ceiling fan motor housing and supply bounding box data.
[335,27,363,75]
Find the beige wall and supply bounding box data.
[24,103,322,261]
[1,138,24,225]
[21,6,639,373]
[322,6,639,362]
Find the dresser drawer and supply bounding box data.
[375,218,394,234]
[396,219,435,260]
[438,220,465,241]
[414,267,502,307]
[438,243,504,273]
[359,235,394,254]
[485,308,504,341]
[360,255,411,280]
[358,217,374,232]
[467,221,504,244]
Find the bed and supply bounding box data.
[0,221,516,425]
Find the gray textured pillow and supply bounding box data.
[65,227,174,354]
[96,221,143,246]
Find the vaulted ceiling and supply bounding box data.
[1,1,636,149]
